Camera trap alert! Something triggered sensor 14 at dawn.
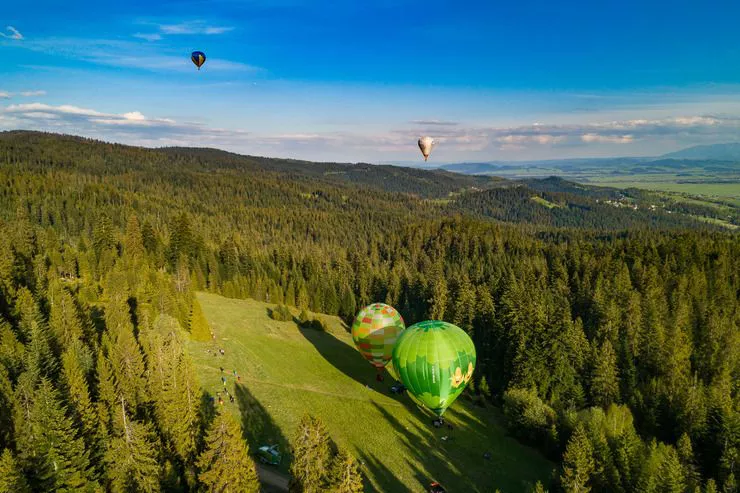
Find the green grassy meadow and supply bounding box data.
[188,292,555,493]
[583,177,740,206]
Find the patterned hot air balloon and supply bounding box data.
[392,320,476,417]
[191,51,206,70]
[351,303,405,381]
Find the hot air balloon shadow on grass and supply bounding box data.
[191,51,206,70]
[351,303,406,382]
[392,320,476,420]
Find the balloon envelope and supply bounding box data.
[418,136,435,161]
[351,303,405,370]
[392,320,476,416]
[191,51,206,69]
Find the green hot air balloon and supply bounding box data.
[351,303,405,380]
[392,320,476,416]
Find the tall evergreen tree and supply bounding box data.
[428,269,448,321]
[0,448,30,493]
[61,343,101,467]
[102,286,148,410]
[48,285,85,351]
[591,340,620,408]
[123,215,145,261]
[144,315,200,467]
[197,409,259,493]
[14,378,96,491]
[290,414,334,493]
[657,446,687,493]
[561,425,595,493]
[329,449,363,493]
[104,398,160,493]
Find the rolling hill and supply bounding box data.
[2,130,733,230]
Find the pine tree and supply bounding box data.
[168,213,194,267]
[95,351,117,435]
[428,271,448,321]
[723,473,736,493]
[705,479,718,493]
[104,399,161,493]
[102,287,148,410]
[637,440,663,493]
[290,414,334,493]
[0,448,30,493]
[591,340,620,408]
[339,285,356,323]
[189,297,212,341]
[0,319,25,379]
[24,308,59,382]
[123,215,145,261]
[297,284,310,310]
[532,481,548,493]
[452,274,477,335]
[657,445,687,493]
[61,344,100,464]
[92,213,115,260]
[48,285,84,351]
[561,425,595,493]
[144,315,200,467]
[676,433,699,490]
[197,409,259,493]
[0,368,13,451]
[13,286,36,341]
[329,449,363,493]
[299,309,311,327]
[14,378,95,491]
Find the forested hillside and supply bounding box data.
[0,131,737,492]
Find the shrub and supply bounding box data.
[503,387,558,453]
[270,304,293,322]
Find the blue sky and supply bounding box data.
[2,0,740,163]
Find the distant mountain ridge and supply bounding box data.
[661,142,740,161]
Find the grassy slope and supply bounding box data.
[188,292,554,493]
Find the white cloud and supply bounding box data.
[581,133,634,144]
[2,99,738,161]
[20,90,46,97]
[1,102,250,146]
[0,92,10,99]
[15,37,259,73]
[410,119,459,126]
[133,33,162,41]
[0,26,23,40]
[496,134,567,145]
[158,21,234,35]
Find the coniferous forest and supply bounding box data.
[0,131,737,492]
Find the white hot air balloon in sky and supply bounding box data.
[418,136,436,161]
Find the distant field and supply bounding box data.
[482,167,740,207]
[583,178,740,206]
[188,292,554,493]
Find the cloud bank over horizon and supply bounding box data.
[3,99,739,162]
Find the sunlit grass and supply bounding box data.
[188,292,555,493]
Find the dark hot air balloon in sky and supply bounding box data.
[191,51,206,70]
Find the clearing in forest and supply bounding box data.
[189,292,554,492]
